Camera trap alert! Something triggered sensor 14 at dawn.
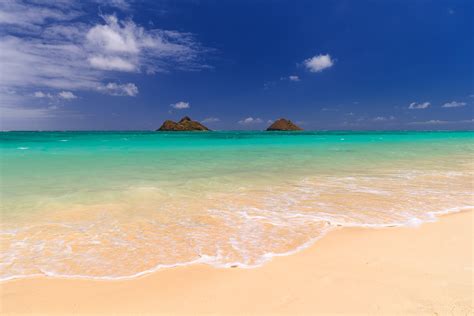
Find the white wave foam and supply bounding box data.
[1,205,471,283]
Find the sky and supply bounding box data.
[0,0,473,130]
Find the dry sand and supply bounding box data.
[1,210,472,315]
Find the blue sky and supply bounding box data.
[0,0,472,130]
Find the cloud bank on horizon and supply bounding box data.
[0,0,472,130]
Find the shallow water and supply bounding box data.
[1,131,473,280]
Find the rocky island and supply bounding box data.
[266,118,303,131]
[156,116,210,131]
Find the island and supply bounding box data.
[266,118,303,131]
[156,116,210,131]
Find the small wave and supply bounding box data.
[16,147,29,150]
[0,205,470,283]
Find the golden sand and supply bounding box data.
[1,210,472,315]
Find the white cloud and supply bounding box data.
[202,117,219,123]
[373,116,395,122]
[170,101,190,109]
[321,107,338,112]
[0,1,81,31]
[238,117,263,125]
[412,120,446,125]
[409,119,474,125]
[281,75,300,82]
[304,54,334,72]
[34,91,53,98]
[1,105,54,120]
[86,15,140,54]
[408,102,430,110]
[0,3,207,124]
[0,36,99,91]
[88,55,137,72]
[34,90,77,100]
[442,101,466,108]
[43,23,91,42]
[58,91,77,99]
[0,88,56,124]
[96,0,130,10]
[85,14,204,74]
[97,82,138,96]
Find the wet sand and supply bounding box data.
[1,210,472,315]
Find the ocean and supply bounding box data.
[0,131,472,281]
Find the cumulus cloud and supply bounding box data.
[86,15,141,54]
[170,101,190,109]
[88,55,137,72]
[408,102,430,110]
[34,90,77,100]
[442,101,466,108]
[97,82,138,96]
[85,14,205,74]
[304,54,334,72]
[202,117,219,123]
[0,1,207,124]
[58,91,77,99]
[34,91,53,98]
[238,117,263,125]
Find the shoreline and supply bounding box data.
[1,210,472,315]
[1,206,471,283]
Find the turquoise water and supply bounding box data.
[1,131,473,280]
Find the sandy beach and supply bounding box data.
[1,210,472,315]
[1,0,473,314]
